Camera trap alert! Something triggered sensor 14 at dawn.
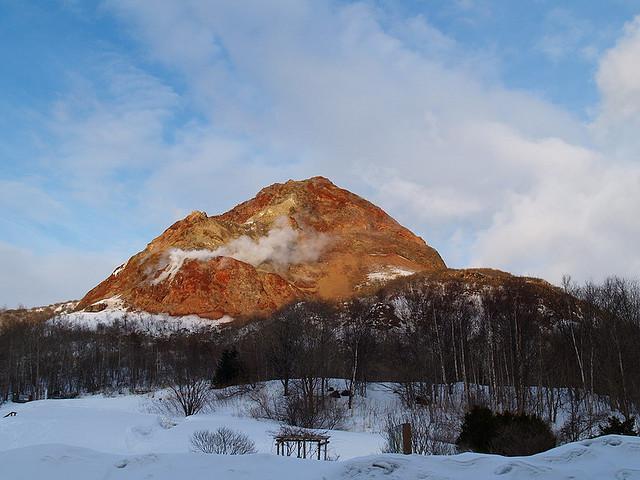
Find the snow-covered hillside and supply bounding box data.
[1,385,639,479]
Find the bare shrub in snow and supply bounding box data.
[215,383,256,402]
[190,427,256,455]
[558,409,609,443]
[154,377,213,417]
[282,389,346,430]
[247,383,346,429]
[247,385,282,420]
[383,406,459,455]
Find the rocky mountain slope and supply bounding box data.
[76,177,446,319]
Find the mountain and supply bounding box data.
[0,301,78,327]
[76,177,447,319]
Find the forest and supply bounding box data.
[1,275,639,444]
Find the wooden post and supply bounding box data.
[402,422,412,455]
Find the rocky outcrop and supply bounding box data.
[77,177,446,319]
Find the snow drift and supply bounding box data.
[1,436,638,480]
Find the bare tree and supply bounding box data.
[382,406,458,455]
[342,299,376,409]
[266,303,304,396]
[156,366,212,416]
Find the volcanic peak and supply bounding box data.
[77,177,446,319]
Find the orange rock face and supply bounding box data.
[77,176,447,319]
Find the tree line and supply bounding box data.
[1,275,639,434]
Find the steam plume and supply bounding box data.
[153,218,328,284]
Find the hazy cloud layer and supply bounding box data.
[0,242,123,308]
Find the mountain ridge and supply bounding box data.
[76,177,552,321]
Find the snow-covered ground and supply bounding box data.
[0,383,391,458]
[1,384,639,479]
[0,391,386,458]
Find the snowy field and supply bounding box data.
[1,384,639,479]
[0,384,390,458]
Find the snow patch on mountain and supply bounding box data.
[367,267,415,283]
[112,261,128,277]
[55,306,233,335]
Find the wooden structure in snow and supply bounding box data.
[274,429,330,460]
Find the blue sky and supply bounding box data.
[1,0,640,306]
[383,0,635,114]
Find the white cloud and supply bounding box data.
[0,180,68,225]
[64,3,640,284]
[0,242,123,308]
[5,1,640,308]
[375,178,482,221]
[535,8,595,62]
[471,154,640,281]
[597,17,640,118]
[472,17,640,280]
[594,16,640,157]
